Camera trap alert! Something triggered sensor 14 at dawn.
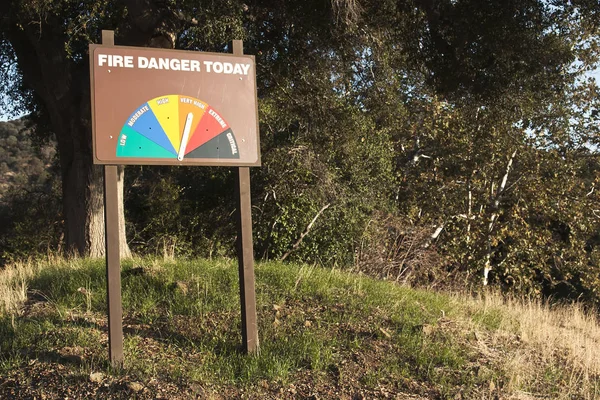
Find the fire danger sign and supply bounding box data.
[89,45,260,166]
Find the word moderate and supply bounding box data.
[96,54,251,75]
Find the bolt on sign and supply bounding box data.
[89,45,260,166]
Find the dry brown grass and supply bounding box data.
[0,260,35,317]
[0,256,82,318]
[457,291,600,399]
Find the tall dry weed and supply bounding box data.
[460,291,600,398]
[0,260,38,317]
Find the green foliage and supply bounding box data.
[391,84,600,303]
[124,166,239,258]
[2,0,600,305]
[2,257,599,398]
[0,258,473,395]
[253,98,397,263]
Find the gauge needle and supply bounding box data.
[178,112,194,161]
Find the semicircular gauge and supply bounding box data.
[116,95,240,160]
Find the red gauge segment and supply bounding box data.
[185,106,230,155]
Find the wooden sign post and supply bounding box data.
[101,30,124,367]
[91,31,260,367]
[233,38,258,354]
[235,165,259,353]
[232,37,258,352]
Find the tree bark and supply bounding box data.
[116,166,132,258]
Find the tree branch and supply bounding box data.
[280,203,331,261]
[484,149,518,285]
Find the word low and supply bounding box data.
[97,54,252,75]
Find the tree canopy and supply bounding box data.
[1,0,600,303]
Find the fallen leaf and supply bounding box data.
[379,327,391,338]
[128,382,144,392]
[89,372,104,383]
[422,324,434,336]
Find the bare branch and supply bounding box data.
[280,204,331,261]
[484,149,518,285]
[424,224,444,249]
[331,0,362,25]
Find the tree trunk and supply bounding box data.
[6,16,131,258]
[55,92,132,258]
[60,152,131,258]
[117,166,132,258]
[61,153,105,257]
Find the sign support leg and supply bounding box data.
[235,166,259,354]
[104,164,124,367]
[233,39,259,354]
[102,30,124,368]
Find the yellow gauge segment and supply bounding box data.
[148,95,181,153]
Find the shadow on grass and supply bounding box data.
[122,319,244,357]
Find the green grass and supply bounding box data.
[0,257,598,399]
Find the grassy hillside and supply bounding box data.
[0,257,598,399]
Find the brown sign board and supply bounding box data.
[89,45,260,166]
